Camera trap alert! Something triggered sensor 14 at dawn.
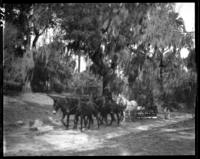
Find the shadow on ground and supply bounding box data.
[3,94,195,156]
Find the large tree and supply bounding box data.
[55,3,158,97]
[55,3,192,100]
[123,3,194,110]
[3,3,57,92]
[4,3,195,102]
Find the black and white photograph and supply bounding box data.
[2,3,196,156]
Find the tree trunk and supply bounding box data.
[78,54,81,73]
[102,74,110,97]
[22,81,32,92]
[102,76,107,96]
[160,53,163,85]
[159,49,164,95]
[25,34,31,50]
[102,72,114,103]
[22,72,32,92]
[21,34,34,93]
[32,33,40,49]
[22,69,33,92]
[24,30,41,93]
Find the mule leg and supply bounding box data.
[80,115,83,131]
[113,113,116,122]
[73,114,78,129]
[101,112,107,125]
[98,114,103,125]
[61,113,67,127]
[120,110,124,121]
[88,115,92,129]
[98,113,101,128]
[89,115,94,127]
[83,116,87,128]
[66,114,70,129]
[116,112,120,125]
[100,113,104,125]
[85,115,89,129]
[109,113,114,125]
[96,115,100,128]
[104,114,108,125]
[99,115,102,124]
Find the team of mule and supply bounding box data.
[49,94,158,131]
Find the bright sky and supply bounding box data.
[175,3,195,58]
[175,3,195,32]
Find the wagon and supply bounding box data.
[136,106,158,119]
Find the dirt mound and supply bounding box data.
[19,93,54,106]
[3,93,61,131]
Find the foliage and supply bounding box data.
[3,4,58,92]
[128,45,196,111]
[3,2,196,110]
[3,22,34,84]
[70,71,102,96]
[128,57,156,107]
[161,47,196,110]
[4,3,57,49]
[54,3,161,96]
[109,74,126,96]
[186,48,196,71]
[3,50,34,84]
[31,41,75,92]
[127,4,195,110]
[53,3,195,109]
[132,48,197,111]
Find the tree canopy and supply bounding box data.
[3,3,196,110]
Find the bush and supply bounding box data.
[52,79,65,93]
[70,71,102,96]
[110,75,126,96]
[3,80,24,95]
[30,42,75,93]
[4,49,34,93]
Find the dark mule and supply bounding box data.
[75,96,100,131]
[52,97,78,129]
[106,100,125,125]
[93,96,106,125]
[93,96,115,125]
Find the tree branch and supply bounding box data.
[39,25,49,36]
[101,8,114,34]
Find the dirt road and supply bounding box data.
[3,93,195,156]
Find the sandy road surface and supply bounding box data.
[3,93,195,156]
